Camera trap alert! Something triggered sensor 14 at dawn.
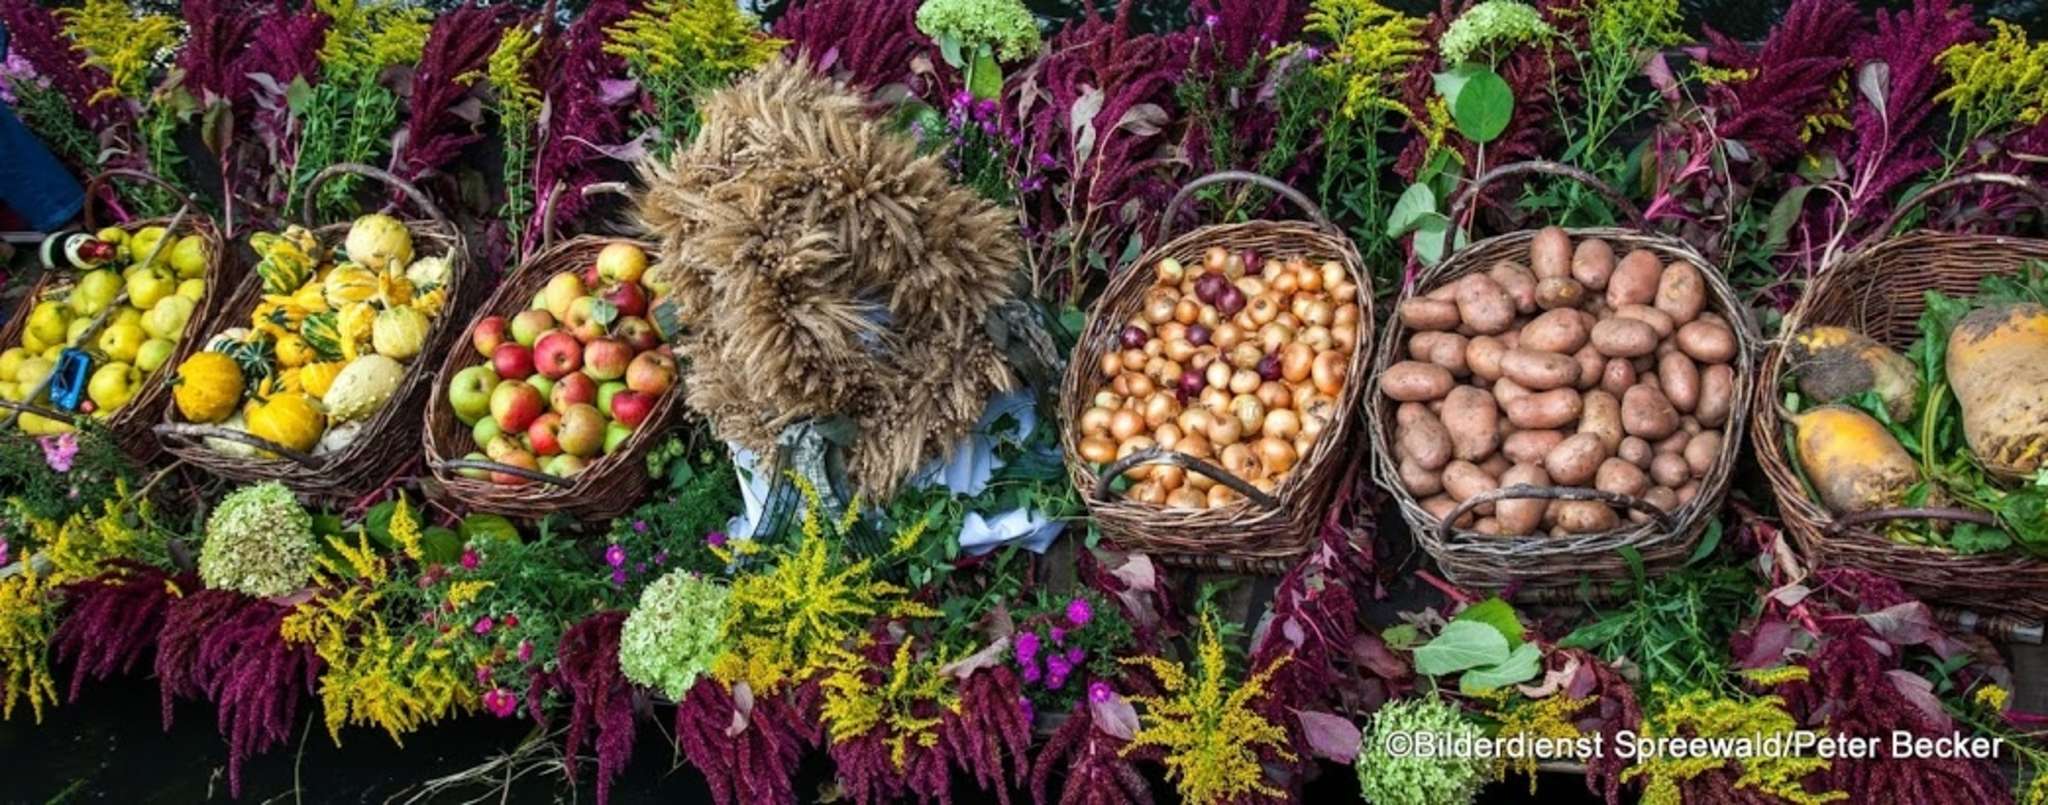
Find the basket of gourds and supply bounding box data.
[154,164,475,501]
[1059,171,1375,574]
[1368,162,1757,598]
[422,183,685,520]
[0,170,244,459]
[1755,173,2048,631]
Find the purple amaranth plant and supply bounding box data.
[0,0,127,130]
[776,0,947,95]
[1693,0,1861,167]
[675,680,822,805]
[1176,0,1316,188]
[526,611,635,805]
[153,589,321,797]
[237,1,331,212]
[391,3,516,187]
[177,0,265,109]
[1028,697,1152,805]
[51,562,192,702]
[522,0,636,254]
[940,667,1034,805]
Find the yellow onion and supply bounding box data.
[1166,487,1207,509]
[1302,395,1337,439]
[1153,464,1187,491]
[1312,351,1347,395]
[1078,436,1117,463]
[1155,423,1184,449]
[1198,305,1222,329]
[1297,264,1324,293]
[1204,246,1229,273]
[1256,381,1292,411]
[1292,383,1320,410]
[1229,368,1261,395]
[1129,480,1167,505]
[1334,303,1361,327]
[1208,413,1243,447]
[1142,393,1177,428]
[1109,409,1145,441]
[1094,390,1124,410]
[1272,270,1299,295]
[1251,475,1279,495]
[1205,360,1232,390]
[1118,436,1158,480]
[1277,312,1302,330]
[1280,343,1314,383]
[1081,406,1113,436]
[1230,342,1264,370]
[1230,394,1266,432]
[1178,406,1215,436]
[1264,408,1302,440]
[1178,431,1213,460]
[1099,352,1122,379]
[1257,437,1298,475]
[1235,276,1266,297]
[1260,322,1296,354]
[1157,258,1186,285]
[1321,261,1347,292]
[1208,484,1241,508]
[1332,324,1358,353]
[1249,293,1282,325]
[1332,281,1359,301]
[1304,298,1335,327]
[1224,253,1246,279]
[1213,322,1243,351]
[1220,443,1262,479]
[1127,373,1156,398]
[1302,325,1334,351]
[1199,386,1231,416]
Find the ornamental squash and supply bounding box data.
[173,352,244,423]
[297,360,346,399]
[411,286,448,319]
[252,240,316,294]
[215,338,277,387]
[202,413,260,458]
[205,328,255,354]
[323,264,379,309]
[275,333,316,368]
[344,213,413,272]
[372,306,430,360]
[405,255,452,290]
[377,270,415,308]
[246,391,325,454]
[323,354,404,422]
[300,313,344,361]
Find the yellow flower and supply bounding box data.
[1937,20,2048,141]
[1122,613,1296,804]
[1738,664,1812,687]
[59,0,182,102]
[316,0,431,83]
[0,571,58,722]
[1623,686,1845,805]
[819,639,956,769]
[1304,0,1427,122]
[388,496,424,564]
[479,26,545,118]
[1489,694,1591,790]
[605,0,786,91]
[1975,684,2012,715]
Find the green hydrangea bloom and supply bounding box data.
[1355,695,1490,805]
[198,482,317,598]
[619,571,730,700]
[915,0,1042,62]
[1438,0,1555,66]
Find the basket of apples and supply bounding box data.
[423,236,684,520]
[0,169,240,459]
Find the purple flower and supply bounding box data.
[1020,661,1042,684]
[473,616,494,635]
[39,433,77,473]
[475,665,494,685]
[1015,631,1040,663]
[1088,681,1114,703]
[0,539,10,566]
[1065,597,1093,627]
[1045,655,1071,688]
[460,549,480,570]
[1049,627,1066,645]
[653,550,669,565]
[1204,14,1220,28]
[1017,695,1035,724]
[517,640,534,663]
[632,519,648,534]
[604,544,626,568]
[610,568,627,586]
[482,688,518,718]
[634,562,647,574]
[1065,647,1085,665]
[705,531,728,548]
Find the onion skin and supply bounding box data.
[1178,370,1207,400]
[1281,343,1314,383]
[1217,286,1248,316]
[1312,350,1347,395]
[1157,258,1185,285]
[1121,325,1149,350]
[1081,407,1113,436]
[1078,436,1117,463]
[1195,273,1228,304]
[1187,324,1212,347]
[1257,354,1283,382]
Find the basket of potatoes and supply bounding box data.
[1368,162,1756,596]
[1060,172,1373,573]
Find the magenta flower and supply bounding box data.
[517,640,535,663]
[0,539,10,566]
[1049,627,1066,645]
[705,531,728,548]
[482,688,518,718]
[459,549,480,570]
[1065,597,1093,627]
[473,616,494,635]
[1017,695,1034,724]
[39,433,77,472]
[1065,647,1084,665]
[1015,631,1040,662]
[475,665,493,685]
[1088,681,1114,703]
[604,544,626,567]
[610,568,627,586]
[1045,655,1071,688]
[632,519,648,534]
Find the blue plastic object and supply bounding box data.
[48,348,92,412]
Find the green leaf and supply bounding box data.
[1950,522,2014,555]
[967,48,1004,101]
[1413,215,1451,265]
[421,526,461,565]
[1434,65,1513,143]
[1386,183,1438,237]
[938,34,965,69]
[1764,185,1812,251]
[1118,231,1146,270]
[285,76,315,114]
[458,513,520,546]
[1412,620,1510,676]
[1459,642,1542,694]
[362,500,399,550]
[1381,624,1422,650]
[1452,598,1525,648]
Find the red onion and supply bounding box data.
[1217,286,1247,316]
[1194,273,1227,304]
[1119,325,1148,350]
[1256,354,1282,382]
[1187,324,1212,347]
[1177,369,1206,400]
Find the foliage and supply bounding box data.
[392,5,516,186]
[777,0,940,92]
[1539,0,1686,219]
[819,637,958,800]
[1009,590,1133,713]
[526,0,637,252]
[617,571,728,699]
[1560,535,1758,692]
[0,427,134,529]
[481,22,546,252]
[57,0,181,103]
[1029,697,1151,805]
[527,610,636,805]
[604,437,744,579]
[606,0,786,152]
[0,0,127,130]
[50,562,187,699]
[155,589,319,796]
[0,570,58,722]
[1355,694,1490,805]
[293,0,430,217]
[674,680,820,805]
[1936,20,2048,163]
[198,482,317,598]
[1621,682,1844,805]
[1292,0,1426,276]
[1121,611,1294,804]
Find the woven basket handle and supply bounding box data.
[152,422,324,470]
[1436,484,1673,543]
[1875,172,2048,238]
[1448,161,1645,234]
[539,182,633,249]
[433,456,577,489]
[1822,506,2002,537]
[301,163,456,236]
[81,169,202,230]
[1092,446,1281,510]
[1160,171,1336,241]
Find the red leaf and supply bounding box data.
[1090,694,1140,742]
[1293,710,1361,764]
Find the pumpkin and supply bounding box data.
[275,333,316,368]
[246,391,325,455]
[173,352,244,423]
[344,213,414,272]
[298,360,346,399]
[372,306,431,360]
[323,264,379,309]
[323,354,405,422]
[405,255,452,290]
[337,302,377,345]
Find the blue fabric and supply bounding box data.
[0,21,84,231]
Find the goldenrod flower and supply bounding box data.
[1122,613,1295,804]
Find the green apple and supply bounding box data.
[87,361,141,411]
[603,421,632,454]
[169,235,210,279]
[67,269,122,315]
[14,357,54,394]
[597,381,626,417]
[526,374,555,400]
[135,338,176,373]
[126,266,176,310]
[26,301,70,345]
[66,317,93,345]
[97,322,146,363]
[472,416,504,447]
[142,295,197,340]
[112,307,144,330]
[447,364,500,425]
[543,454,588,478]
[177,277,207,301]
[0,347,25,382]
[456,451,491,480]
[128,226,168,264]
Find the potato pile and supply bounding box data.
[1382,227,1740,536]
[1076,246,1362,509]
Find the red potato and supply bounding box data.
[1696,364,1734,427]
[1654,261,1706,324]
[1573,345,1606,391]
[1545,433,1610,486]
[1551,500,1620,533]
[1465,336,1508,382]
[1520,309,1590,354]
[1506,388,1583,429]
[1503,429,1567,464]
[1493,376,1534,408]
[1441,386,1502,461]
[1643,486,1679,513]
[1600,358,1637,397]
[1420,494,1466,527]
[1383,361,1455,401]
[1675,320,1739,364]
[1407,331,1441,361]
[1572,238,1616,289]
[1578,390,1624,449]
[1488,261,1538,314]
[1500,348,1582,391]
[1427,333,1471,377]
[1650,452,1690,488]
[1611,304,1676,339]
[1454,273,1518,335]
[1590,318,1659,358]
[1653,429,1691,456]
[1621,384,1682,439]
[1677,482,1700,506]
[1658,351,1700,412]
[1401,298,1461,331]
[1480,453,1513,477]
[1606,250,1663,308]
[1496,463,1551,535]
[1531,227,1574,279]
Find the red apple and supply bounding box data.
[542,272,587,321]
[533,330,583,379]
[601,281,648,319]
[491,449,540,486]
[583,338,632,381]
[626,351,677,395]
[596,242,647,285]
[551,371,598,413]
[527,412,564,456]
[614,316,660,353]
[471,315,509,358]
[610,389,656,428]
[557,403,607,458]
[582,263,602,288]
[510,309,555,347]
[597,381,626,417]
[489,380,546,433]
[564,296,611,342]
[492,342,535,380]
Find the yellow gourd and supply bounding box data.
[372,305,430,360]
[298,360,346,398]
[246,391,325,454]
[275,333,316,368]
[323,264,380,309]
[172,352,245,423]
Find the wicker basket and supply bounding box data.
[1059,171,1375,574]
[0,170,245,460]
[422,228,683,520]
[1755,172,2048,625]
[153,164,476,501]
[1368,161,1758,596]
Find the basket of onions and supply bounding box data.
[1059,172,1373,573]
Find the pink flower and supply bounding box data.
[1065,647,1084,665]
[1045,654,1072,688]
[517,640,534,663]
[1049,627,1066,645]
[632,519,648,534]
[459,549,480,570]
[1088,681,1114,703]
[1020,660,1041,684]
[1017,695,1034,724]
[1065,597,1093,627]
[39,433,77,473]
[472,616,494,635]
[0,540,10,566]
[705,531,728,548]
[1014,631,1040,663]
[604,544,626,567]
[475,665,493,684]
[482,688,518,718]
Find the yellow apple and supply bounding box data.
[0,347,24,382]
[17,412,72,436]
[170,235,210,279]
[95,226,128,245]
[88,361,141,411]
[97,322,146,363]
[0,382,14,401]
[66,317,93,345]
[126,267,176,310]
[135,338,176,374]
[128,226,168,265]
[26,301,70,345]
[112,307,144,330]
[68,269,122,315]
[14,356,53,395]
[177,278,207,300]
[143,295,197,340]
